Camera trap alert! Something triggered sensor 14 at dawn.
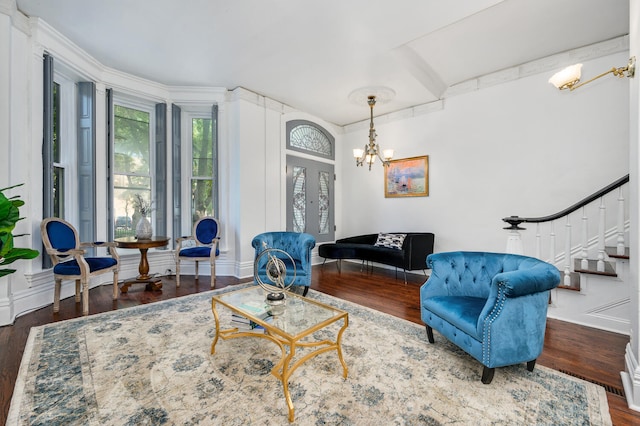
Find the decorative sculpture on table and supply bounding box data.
[254,242,297,309]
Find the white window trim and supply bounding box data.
[53,72,78,225]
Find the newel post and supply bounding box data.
[503,216,525,255]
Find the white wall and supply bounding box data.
[340,52,630,257]
[623,0,640,411]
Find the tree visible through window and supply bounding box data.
[113,104,152,237]
[52,82,64,218]
[191,117,213,225]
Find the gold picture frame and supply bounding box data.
[384,155,429,198]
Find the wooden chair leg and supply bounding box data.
[82,280,89,316]
[53,279,62,313]
[176,261,181,288]
[481,367,495,384]
[75,279,81,302]
[195,261,199,279]
[112,271,119,300]
[527,360,537,372]
[210,260,215,289]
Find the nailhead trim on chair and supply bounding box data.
[482,285,506,366]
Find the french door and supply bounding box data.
[286,156,334,243]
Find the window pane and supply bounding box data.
[53,166,64,218]
[290,124,332,156]
[191,178,213,224]
[113,104,152,238]
[318,171,329,234]
[114,105,150,175]
[292,166,306,233]
[192,118,213,176]
[113,175,151,238]
[190,116,214,228]
[53,83,60,163]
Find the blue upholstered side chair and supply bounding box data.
[175,217,220,288]
[251,232,316,296]
[420,251,560,384]
[40,217,120,316]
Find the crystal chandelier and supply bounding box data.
[353,95,393,171]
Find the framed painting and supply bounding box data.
[384,155,429,198]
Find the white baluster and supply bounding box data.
[617,187,626,256]
[580,206,589,269]
[506,229,524,254]
[564,216,571,286]
[535,223,541,259]
[597,197,606,272]
[549,221,556,266]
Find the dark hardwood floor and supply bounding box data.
[1,261,638,425]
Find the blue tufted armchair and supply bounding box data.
[251,232,316,296]
[420,251,560,384]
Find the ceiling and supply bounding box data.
[16,0,629,126]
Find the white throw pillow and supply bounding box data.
[374,233,407,250]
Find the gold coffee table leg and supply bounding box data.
[280,346,297,422]
[336,316,349,378]
[210,300,220,354]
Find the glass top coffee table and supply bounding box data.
[211,285,349,422]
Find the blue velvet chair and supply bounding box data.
[420,251,560,384]
[251,232,316,296]
[175,217,220,288]
[40,217,120,316]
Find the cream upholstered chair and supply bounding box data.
[175,217,220,288]
[40,217,120,316]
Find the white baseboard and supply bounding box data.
[0,252,253,325]
[622,343,640,412]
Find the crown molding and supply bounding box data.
[447,35,630,95]
[344,35,630,132]
[0,0,15,17]
[229,87,297,115]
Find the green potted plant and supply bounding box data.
[0,184,39,277]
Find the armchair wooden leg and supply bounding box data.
[527,360,536,372]
[481,367,495,384]
[195,261,199,279]
[112,272,119,300]
[53,279,62,313]
[82,280,89,316]
[176,261,181,288]
[426,325,435,343]
[75,279,81,302]
[210,260,215,289]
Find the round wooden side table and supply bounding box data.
[115,236,170,292]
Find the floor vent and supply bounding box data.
[559,369,625,397]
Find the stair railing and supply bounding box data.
[502,175,629,287]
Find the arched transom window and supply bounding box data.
[286,120,334,160]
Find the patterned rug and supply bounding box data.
[8,285,611,425]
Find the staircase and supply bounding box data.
[503,175,631,335]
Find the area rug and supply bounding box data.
[8,285,611,425]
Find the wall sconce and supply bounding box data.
[353,95,394,170]
[549,56,635,91]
